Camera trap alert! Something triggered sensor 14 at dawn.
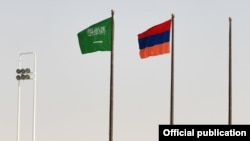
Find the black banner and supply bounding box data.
[159,125,250,140]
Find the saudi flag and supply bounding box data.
[77,17,112,54]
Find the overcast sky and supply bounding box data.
[1,0,250,141]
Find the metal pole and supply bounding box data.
[17,81,21,141]
[17,52,37,141]
[17,53,22,141]
[228,17,232,125]
[170,13,175,125]
[32,52,37,141]
[109,10,115,141]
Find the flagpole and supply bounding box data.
[228,17,232,125]
[109,9,115,141]
[170,13,175,125]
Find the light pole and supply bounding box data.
[16,52,37,141]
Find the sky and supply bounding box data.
[1,0,250,141]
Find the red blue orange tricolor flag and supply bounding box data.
[138,19,172,59]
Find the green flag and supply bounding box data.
[77,17,112,54]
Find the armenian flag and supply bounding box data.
[138,19,172,59]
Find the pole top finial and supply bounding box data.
[171,13,175,18]
[229,17,232,21]
[111,9,115,15]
